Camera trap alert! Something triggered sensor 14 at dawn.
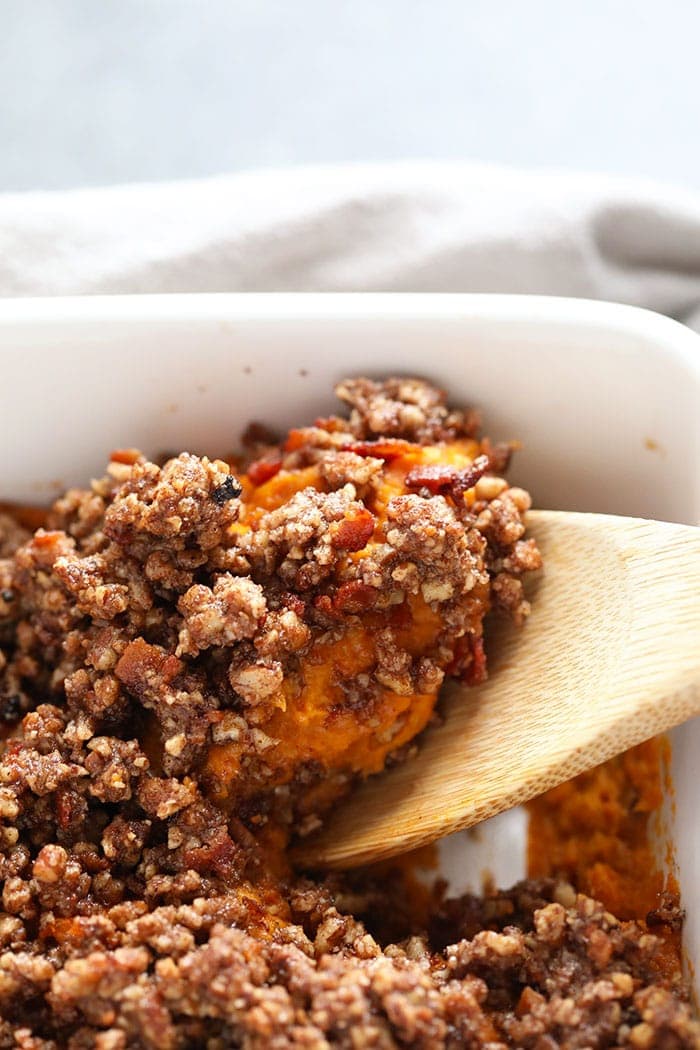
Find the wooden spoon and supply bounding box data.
[296,510,700,869]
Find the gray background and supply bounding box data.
[1,0,699,192]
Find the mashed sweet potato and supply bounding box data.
[203,423,520,817]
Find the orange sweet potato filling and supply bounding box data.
[528,738,669,919]
[205,437,486,807]
[528,737,683,978]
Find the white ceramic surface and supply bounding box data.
[0,293,698,981]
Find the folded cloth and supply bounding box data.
[2,161,700,328]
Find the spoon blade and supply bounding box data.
[296,511,700,869]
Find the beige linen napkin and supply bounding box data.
[2,161,700,328]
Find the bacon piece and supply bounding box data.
[405,455,490,500]
[283,429,307,453]
[481,439,518,473]
[313,594,336,618]
[332,581,378,613]
[332,509,375,551]
[115,639,183,696]
[109,448,142,466]
[282,592,306,618]
[466,635,487,685]
[313,416,346,433]
[32,529,68,550]
[182,828,240,880]
[247,456,282,487]
[446,633,487,685]
[342,439,416,460]
[55,787,83,832]
[404,464,459,494]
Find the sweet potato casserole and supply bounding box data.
[0,377,695,1048]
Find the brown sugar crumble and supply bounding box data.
[0,376,696,1048]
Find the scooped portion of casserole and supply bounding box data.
[2,377,540,830]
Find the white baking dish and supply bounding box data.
[1,293,698,984]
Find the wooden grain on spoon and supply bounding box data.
[296,510,700,869]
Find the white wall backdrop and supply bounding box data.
[1,0,698,191]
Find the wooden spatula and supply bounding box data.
[296,510,700,869]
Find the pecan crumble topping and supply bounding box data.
[0,376,694,1048]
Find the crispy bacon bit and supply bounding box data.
[109,448,143,466]
[281,592,306,619]
[405,464,460,494]
[405,455,490,501]
[446,633,487,685]
[332,581,378,614]
[342,439,416,460]
[466,635,487,685]
[32,529,67,550]
[247,456,283,487]
[115,639,183,695]
[451,455,490,493]
[161,654,184,681]
[313,416,346,433]
[313,594,336,618]
[54,788,76,831]
[182,830,239,880]
[284,429,307,453]
[481,439,518,473]
[211,475,243,505]
[332,509,375,551]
